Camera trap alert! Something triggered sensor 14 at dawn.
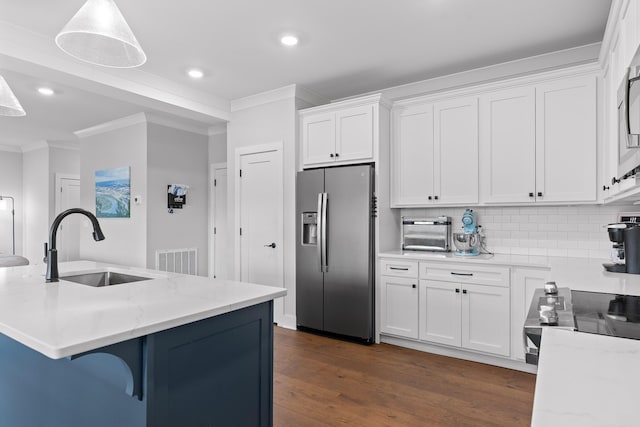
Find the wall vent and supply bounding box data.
[155,248,198,275]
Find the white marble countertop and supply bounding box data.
[532,328,640,427]
[0,261,287,359]
[379,250,563,268]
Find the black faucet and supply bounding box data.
[45,208,105,283]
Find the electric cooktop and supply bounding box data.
[571,290,640,340]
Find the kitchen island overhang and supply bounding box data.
[0,261,286,427]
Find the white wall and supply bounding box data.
[79,122,148,267]
[227,94,298,328]
[0,150,23,256]
[208,131,227,164]
[147,123,209,275]
[22,147,49,265]
[48,146,80,221]
[402,204,637,259]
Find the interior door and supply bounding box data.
[212,166,227,279]
[56,176,81,262]
[239,148,284,315]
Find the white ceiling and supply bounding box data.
[0,0,613,148]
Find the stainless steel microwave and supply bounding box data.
[618,67,640,178]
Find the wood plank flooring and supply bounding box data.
[273,327,536,426]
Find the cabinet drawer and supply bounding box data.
[380,259,419,278]
[419,262,509,287]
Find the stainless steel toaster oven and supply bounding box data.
[401,217,451,252]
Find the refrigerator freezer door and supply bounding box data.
[296,168,325,330]
[323,164,374,339]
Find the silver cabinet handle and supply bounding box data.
[451,272,473,276]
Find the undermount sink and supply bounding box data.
[61,271,152,287]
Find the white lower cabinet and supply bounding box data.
[380,276,419,339]
[510,267,550,361]
[419,279,510,356]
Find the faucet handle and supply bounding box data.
[43,242,48,263]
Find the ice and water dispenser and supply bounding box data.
[301,212,318,245]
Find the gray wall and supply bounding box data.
[147,123,209,276]
[0,151,23,256]
[79,122,148,267]
[48,146,80,222]
[208,131,227,165]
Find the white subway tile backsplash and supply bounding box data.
[401,204,637,258]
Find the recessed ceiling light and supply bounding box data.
[37,87,55,96]
[280,35,298,46]
[187,69,204,79]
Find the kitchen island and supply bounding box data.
[0,261,286,427]
[532,259,640,427]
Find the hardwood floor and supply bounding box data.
[273,327,536,426]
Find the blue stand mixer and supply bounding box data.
[453,209,480,256]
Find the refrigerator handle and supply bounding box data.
[321,192,328,272]
[317,193,324,272]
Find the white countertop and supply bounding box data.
[532,328,640,427]
[379,250,562,268]
[0,261,286,359]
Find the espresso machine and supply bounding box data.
[604,221,640,274]
[453,209,480,256]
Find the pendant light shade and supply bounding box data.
[0,75,26,117]
[55,0,147,68]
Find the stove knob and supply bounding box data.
[539,304,559,326]
[544,281,558,296]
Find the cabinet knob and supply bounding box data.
[455,288,460,293]
[603,185,610,191]
[335,153,339,157]
[428,196,432,200]
[434,196,439,200]
[537,192,543,197]
[412,284,416,289]
[529,192,534,198]
[462,289,468,294]
[329,153,334,158]
[612,176,621,185]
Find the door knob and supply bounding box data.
[264,242,276,248]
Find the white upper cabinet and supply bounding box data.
[391,103,434,206]
[479,87,536,203]
[435,97,479,205]
[478,74,597,204]
[300,95,384,168]
[391,97,478,207]
[301,112,336,165]
[535,75,597,203]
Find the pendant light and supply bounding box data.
[0,75,26,117]
[55,0,147,68]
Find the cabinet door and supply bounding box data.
[419,280,461,346]
[335,105,374,163]
[302,112,336,166]
[380,276,419,339]
[391,103,434,206]
[510,267,550,361]
[479,87,536,203]
[434,97,479,204]
[535,75,597,202]
[461,284,510,356]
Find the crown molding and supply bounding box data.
[0,144,22,153]
[295,86,329,107]
[599,0,624,66]
[74,113,147,138]
[47,140,80,151]
[145,113,210,136]
[208,124,227,136]
[21,140,49,153]
[230,84,298,112]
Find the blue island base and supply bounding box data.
[0,301,274,427]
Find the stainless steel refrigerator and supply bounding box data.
[296,164,375,342]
